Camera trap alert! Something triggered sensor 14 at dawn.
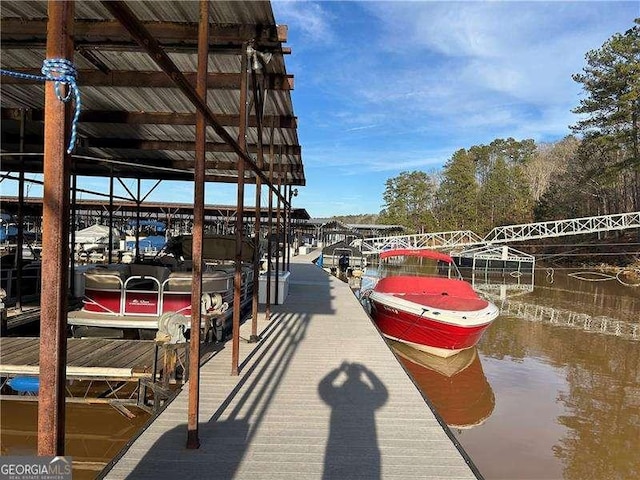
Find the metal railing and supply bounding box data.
[360,211,640,254]
[361,230,483,254]
[485,211,640,243]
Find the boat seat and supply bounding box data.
[84,266,128,290]
[164,271,233,293]
[129,264,171,284]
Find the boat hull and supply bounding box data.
[368,276,499,358]
[370,299,493,357]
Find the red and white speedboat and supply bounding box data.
[367,249,499,358]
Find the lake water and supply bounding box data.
[358,259,640,480]
[3,258,638,479]
[0,400,150,479]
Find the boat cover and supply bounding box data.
[373,275,488,311]
[164,235,255,262]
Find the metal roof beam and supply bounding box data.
[2,70,294,90]
[1,40,292,55]
[2,107,297,128]
[1,18,287,47]
[174,159,304,173]
[101,0,288,205]
[1,136,302,156]
[0,160,305,185]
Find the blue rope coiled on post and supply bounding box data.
[0,58,81,154]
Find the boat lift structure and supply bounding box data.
[1,0,304,456]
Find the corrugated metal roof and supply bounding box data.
[0,0,304,187]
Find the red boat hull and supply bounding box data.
[370,299,493,354]
[367,275,499,357]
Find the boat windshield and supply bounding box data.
[377,248,462,280]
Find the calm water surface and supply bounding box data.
[0,400,150,480]
[0,323,153,479]
[361,260,640,480]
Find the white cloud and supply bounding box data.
[271,1,639,216]
[325,1,638,141]
[272,0,335,43]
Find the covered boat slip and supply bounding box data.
[1,0,304,455]
[68,252,253,336]
[104,253,477,479]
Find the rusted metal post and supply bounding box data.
[186,0,209,450]
[135,178,141,263]
[16,110,26,311]
[286,185,292,271]
[38,0,74,456]
[265,142,275,321]
[274,157,283,304]
[249,69,265,343]
[231,44,249,376]
[69,174,77,295]
[108,174,114,263]
[250,200,261,342]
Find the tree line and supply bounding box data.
[375,19,639,235]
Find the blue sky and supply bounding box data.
[2,1,638,219]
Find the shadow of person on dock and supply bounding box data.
[101,259,346,479]
[110,310,313,479]
[319,362,388,480]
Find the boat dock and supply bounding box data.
[0,335,202,414]
[103,252,478,479]
[0,337,160,381]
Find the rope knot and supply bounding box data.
[41,58,77,101]
[40,58,81,154]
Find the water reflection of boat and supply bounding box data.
[367,249,499,358]
[391,340,495,429]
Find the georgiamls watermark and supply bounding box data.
[0,456,72,480]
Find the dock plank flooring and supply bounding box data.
[0,338,158,378]
[104,252,477,480]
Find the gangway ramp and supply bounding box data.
[361,211,640,254]
[485,211,640,243]
[361,230,483,254]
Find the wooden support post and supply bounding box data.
[38,0,74,456]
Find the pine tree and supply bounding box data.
[572,18,640,209]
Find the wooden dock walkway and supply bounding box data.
[0,337,161,380]
[104,251,478,479]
